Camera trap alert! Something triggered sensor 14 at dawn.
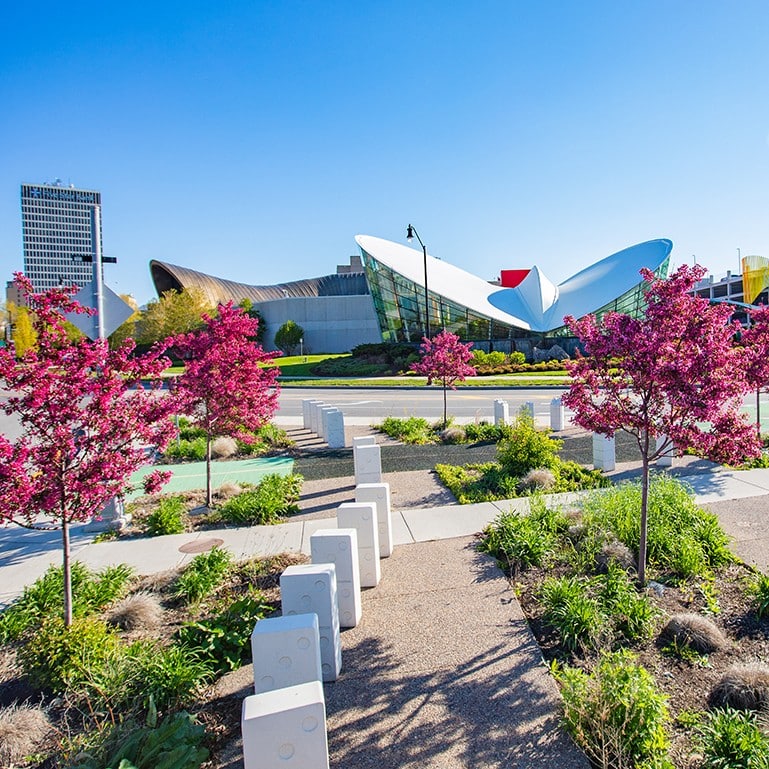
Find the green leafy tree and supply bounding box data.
[238,298,266,344]
[274,320,304,355]
[136,288,213,345]
[11,303,37,356]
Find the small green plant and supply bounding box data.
[540,575,607,652]
[696,706,769,768]
[598,561,658,643]
[164,436,207,461]
[661,636,710,667]
[479,497,568,575]
[145,496,186,536]
[751,572,769,619]
[71,708,209,769]
[177,592,270,675]
[0,562,134,642]
[218,474,303,525]
[173,546,233,604]
[19,616,121,693]
[497,413,561,477]
[555,650,672,769]
[377,416,436,444]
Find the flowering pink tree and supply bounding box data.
[0,275,176,626]
[563,264,760,584]
[411,330,476,426]
[172,302,281,507]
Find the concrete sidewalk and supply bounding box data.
[4,464,769,606]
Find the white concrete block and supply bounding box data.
[251,614,322,694]
[302,399,321,430]
[352,435,376,477]
[656,435,674,467]
[310,528,361,628]
[310,401,324,435]
[550,397,565,431]
[593,433,616,472]
[493,399,509,426]
[337,502,380,587]
[326,409,346,448]
[355,482,393,557]
[242,681,329,769]
[354,443,382,485]
[320,407,338,440]
[280,564,341,680]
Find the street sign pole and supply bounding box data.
[90,205,105,340]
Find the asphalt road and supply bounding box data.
[275,386,569,424]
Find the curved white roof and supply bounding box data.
[355,235,672,333]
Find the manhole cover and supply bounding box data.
[179,537,224,554]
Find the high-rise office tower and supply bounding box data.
[20,180,103,292]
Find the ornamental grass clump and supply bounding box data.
[0,703,52,767]
[555,650,672,769]
[106,592,164,632]
[661,612,728,654]
[711,662,769,712]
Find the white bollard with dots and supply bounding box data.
[519,401,535,421]
[354,443,382,485]
[310,528,361,628]
[242,681,329,769]
[550,397,565,431]
[493,399,509,426]
[353,436,376,478]
[251,614,322,694]
[320,407,338,440]
[302,399,320,430]
[355,482,393,557]
[593,433,616,472]
[280,564,342,681]
[337,501,380,587]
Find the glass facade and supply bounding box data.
[361,246,671,344]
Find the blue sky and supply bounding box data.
[2,1,769,305]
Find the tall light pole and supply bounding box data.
[406,224,430,339]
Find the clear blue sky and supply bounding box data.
[2,1,768,305]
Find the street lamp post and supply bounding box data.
[406,224,430,339]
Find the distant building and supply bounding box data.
[20,180,102,292]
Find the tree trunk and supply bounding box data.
[443,384,448,427]
[638,455,650,586]
[62,518,73,627]
[206,432,212,508]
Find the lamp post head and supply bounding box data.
[406,224,414,242]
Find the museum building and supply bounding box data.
[149,235,674,355]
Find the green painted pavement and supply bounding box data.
[128,456,295,498]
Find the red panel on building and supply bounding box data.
[499,269,530,288]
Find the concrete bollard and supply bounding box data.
[280,564,342,681]
[251,614,322,694]
[493,399,509,426]
[337,501,381,587]
[519,401,536,422]
[310,528,362,628]
[354,443,382,485]
[320,407,338,440]
[550,397,565,431]
[593,433,616,472]
[353,436,377,477]
[326,410,346,449]
[242,681,329,769]
[310,401,324,435]
[656,435,674,467]
[302,399,320,430]
[355,482,393,558]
